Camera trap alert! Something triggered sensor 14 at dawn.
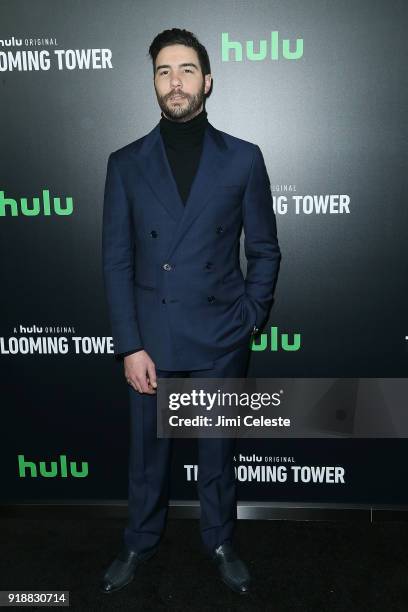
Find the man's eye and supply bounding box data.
[158,69,192,76]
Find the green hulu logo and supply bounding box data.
[222,31,303,61]
[17,454,88,478]
[251,326,301,351]
[0,189,73,216]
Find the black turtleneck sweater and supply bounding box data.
[119,107,209,360]
[159,107,209,204]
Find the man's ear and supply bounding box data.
[205,74,212,95]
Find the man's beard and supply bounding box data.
[156,82,205,121]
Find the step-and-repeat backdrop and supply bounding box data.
[1,0,407,504]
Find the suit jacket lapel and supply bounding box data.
[135,123,184,222]
[135,121,229,259]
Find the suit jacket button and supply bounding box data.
[163,263,172,271]
[150,230,158,238]
[205,262,213,269]
[162,298,166,304]
[207,295,216,303]
[216,225,224,234]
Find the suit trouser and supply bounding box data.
[123,343,250,555]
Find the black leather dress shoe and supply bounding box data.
[100,545,158,594]
[212,542,251,594]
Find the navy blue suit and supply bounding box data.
[102,120,281,553]
[102,121,281,370]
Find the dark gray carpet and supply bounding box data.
[1,518,408,611]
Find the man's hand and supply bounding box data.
[124,350,157,394]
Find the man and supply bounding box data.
[101,28,281,595]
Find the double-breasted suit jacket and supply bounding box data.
[102,121,281,371]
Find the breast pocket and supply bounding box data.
[216,185,243,197]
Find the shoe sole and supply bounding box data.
[100,546,158,594]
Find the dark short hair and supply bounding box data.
[148,28,211,78]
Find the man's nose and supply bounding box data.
[170,75,182,88]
